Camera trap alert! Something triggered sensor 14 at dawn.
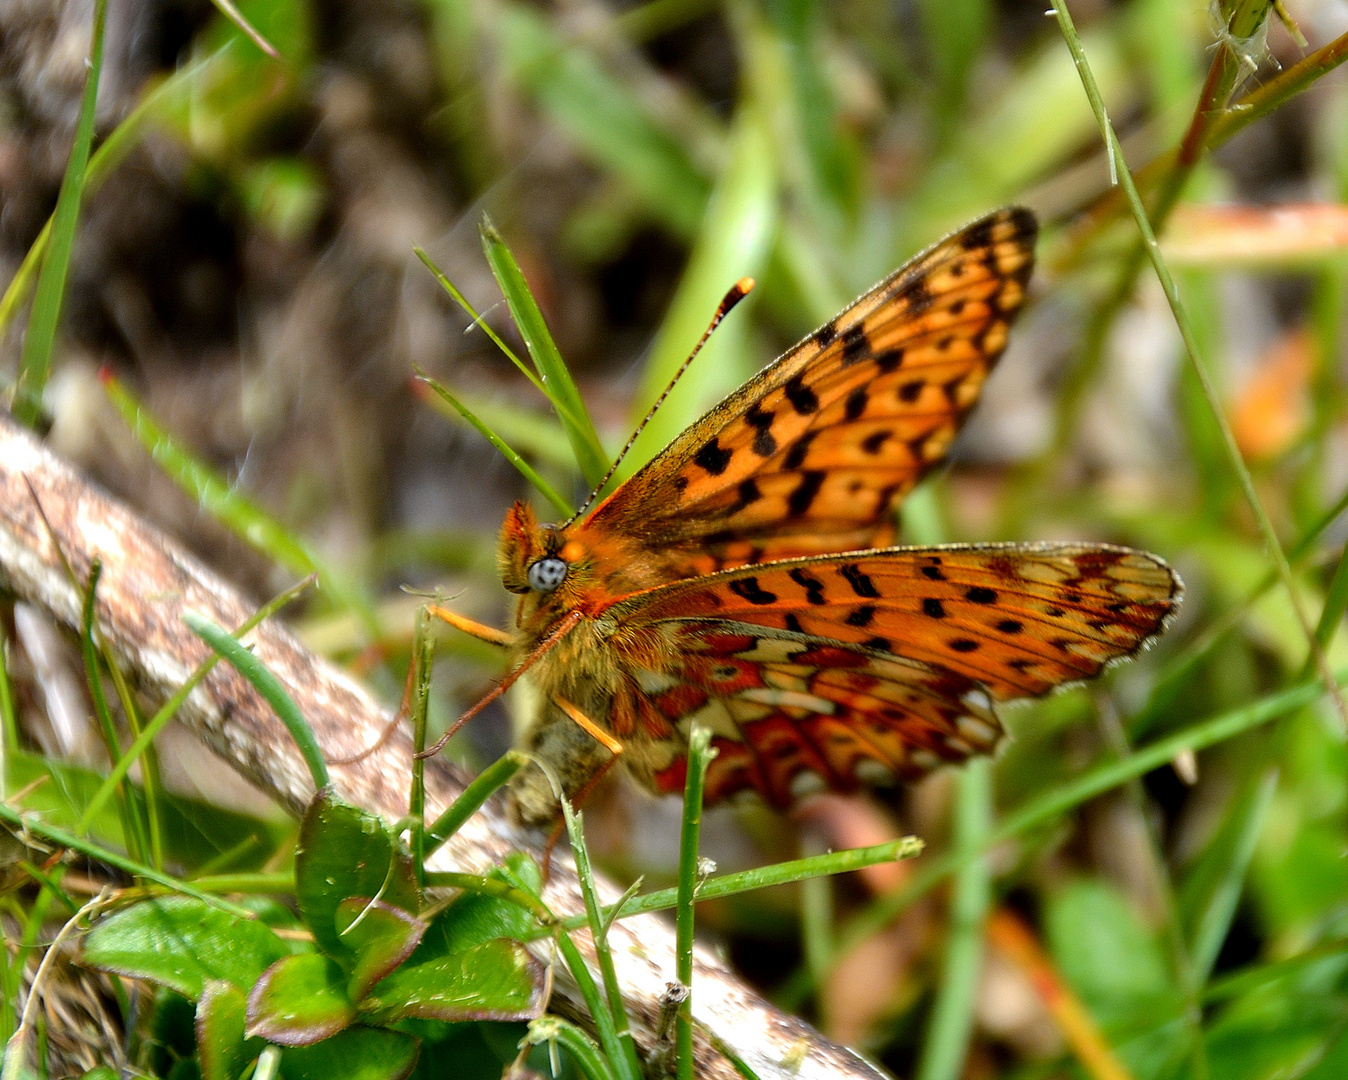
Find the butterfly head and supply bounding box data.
[498,501,590,613]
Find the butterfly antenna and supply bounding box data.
[570,277,755,523]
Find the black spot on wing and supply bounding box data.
[788,568,827,605]
[815,320,838,347]
[861,430,890,455]
[876,348,904,373]
[841,325,870,365]
[728,578,777,605]
[745,405,778,457]
[845,386,868,421]
[784,375,819,415]
[783,431,816,470]
[695,439,732,475]
[966,587,997,604]
[839,564,880,599]
[898,380,924,404]
[923,598,945,618]
[788,471,825,516]
[846,605,876,626]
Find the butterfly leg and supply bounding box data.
[539,695,625,877]
[428,604,512,647]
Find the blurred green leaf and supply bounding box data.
[277,1026,418,1080]
[621,104,778,478]
[1046,879,1187,1076]
[496,1,711,238]
[295,793,420,964]
[1178,768,1278,981]
[247,954,355,1045]
[82,897,290,1000]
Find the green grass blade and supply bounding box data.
[79,561,148,865]
[425,750,526,855]
[183,612,329,792]
[1179,767,1278,982]
[412,247,548,397]
[0,629,17,776]
[11,0,108,426]
[0,802,252,918]
[675,726,714,1080]
[916,758,992,1080]
[416,374,573,517]
[77,575,314,834]
[562,801,643,1080]
[408,605,434,886]
[480,220,609,489]
[0,51,219,339]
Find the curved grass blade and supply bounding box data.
[184,612,329,792]
[11,0,108,426]
[416,374,573,517]
[100,372,377,635]
[480,220,609,489]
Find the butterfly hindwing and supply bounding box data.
[574,207,1038,575]
[613,621,1002,807]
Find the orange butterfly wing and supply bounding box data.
[571,207,1037,578]
[595,545,1180,805]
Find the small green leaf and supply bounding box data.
[81,896,289,1000]
[296,791,420,963]
[277,1026,419,1080]
[335,899,426,1001]
[246,954,355,1046]
[197,981,264,1080]
[359,939,544,1024]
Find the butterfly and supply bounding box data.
[435,207,1182,824]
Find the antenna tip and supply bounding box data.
[735,277,755,295]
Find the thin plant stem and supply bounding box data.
[424,751,527,855]
[408,605,434,887]
[540,836,924,937]
[76,575,315,833]
[676,726,714,1080]
[916,758,992,1080]
[1048,0,1347,733]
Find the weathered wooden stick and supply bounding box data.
[0,414,883,1080]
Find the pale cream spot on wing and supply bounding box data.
[739,688,838,714]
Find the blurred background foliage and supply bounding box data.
[4,0,1348,1077]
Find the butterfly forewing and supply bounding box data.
[573,207,1038,576]
[611,545,1181,699]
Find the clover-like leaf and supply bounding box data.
[197,980,265,1080]
[81,897,289,1000]
[246,953,356,1046]
[278,1025,419,1080]
[335,898,426,1001]
[359,939,544,1024]
[296,790,419,963]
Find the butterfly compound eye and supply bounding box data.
[527,556,569,593]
